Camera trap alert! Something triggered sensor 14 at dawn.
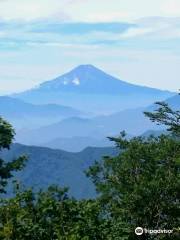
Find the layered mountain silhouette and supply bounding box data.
[15,94,179,151]
[1,65,177,151]
[1,66,179,198]
[1,143,118,198]
[43,136,113,152]
[15,108,155,148]
[13,65,174,114]
[0,96,83,129]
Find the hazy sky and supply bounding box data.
[0,0,180,94]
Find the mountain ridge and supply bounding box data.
[0,96,84,129]
[26,64,173,95]
[1,143,118,198]
[12,65,174,114]
[15,94,179,151]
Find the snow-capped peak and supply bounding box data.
[72,78,80,85]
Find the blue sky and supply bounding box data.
[0,0,180,94]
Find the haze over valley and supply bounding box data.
[0,65,178,152]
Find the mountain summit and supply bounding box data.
[39,64,171,95]
[13,65,174,113]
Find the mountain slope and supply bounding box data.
[39,64,169,95]
[43,136,113,152]
[15,108,155,146]
[164,94,180,109]
[13,65,174,114]
[15,94,179,150]
[1,144,118,199]
[0,96,83,129]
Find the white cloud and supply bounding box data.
[0,0,179,23]
[0,1,179,94]
[137,17,180,39]
[67,0,180,23]
[120,27,153,38]
[0,0,71,21]
[117,17,180,40]
[81,11,133,23]
[162,0,180,16]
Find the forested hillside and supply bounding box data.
[1,144,117,199]
[0,101,179,239]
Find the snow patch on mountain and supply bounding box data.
[72,78,80,85]
[63,80,68,85]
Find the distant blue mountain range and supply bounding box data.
[0,66,179,198]
[1,95,179,198]
[0,96,84,129]
[15,94,180,151]
[0,64,177,151]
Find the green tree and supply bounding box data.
[0,117,26,193]
[87,102,180,239]
[0,117,106,240]
[0,185,107,240]
[144,101,180,137]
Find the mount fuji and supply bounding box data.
[13,65,174,114]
